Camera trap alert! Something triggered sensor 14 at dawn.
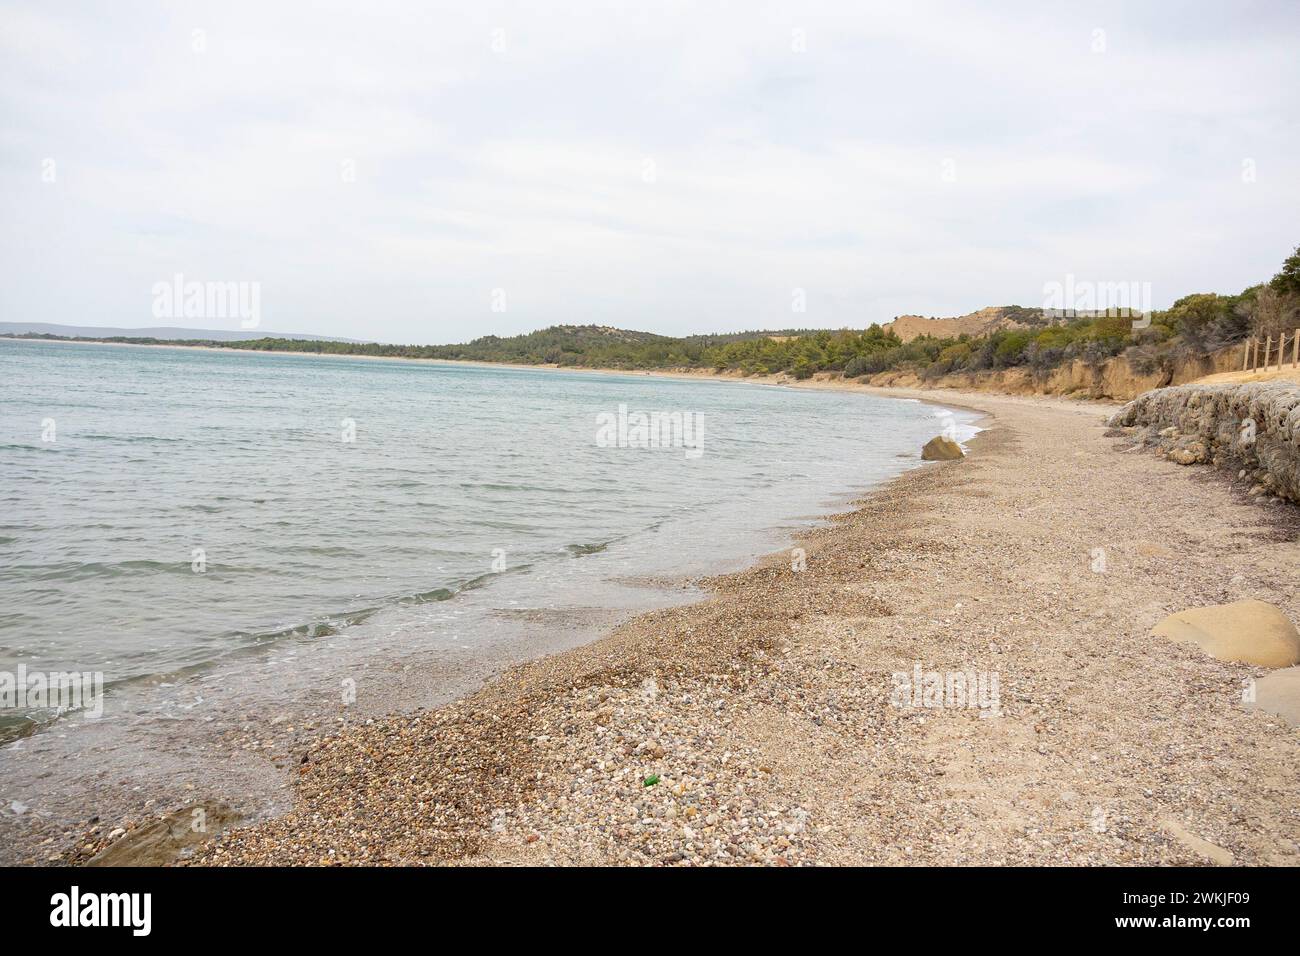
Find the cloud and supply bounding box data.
[1,0,1297,341]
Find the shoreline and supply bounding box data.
[17,333,1276,403]
[65,384,1300,866]
[2,334,1122,412]
[1,349,983,866]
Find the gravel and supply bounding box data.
[105,387,1300,866]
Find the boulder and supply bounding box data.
[1167,439,1208,465]
[1151,599,1300,668]
[921,435,964,461]
[1244,666,1300,727]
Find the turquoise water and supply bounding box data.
[0,339,977,741]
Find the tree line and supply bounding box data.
[9,244,1296,382]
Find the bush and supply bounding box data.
[1269,244,1300,296]
[993,330,1033,367]
[1123,343,1174,377]
[843,355,870,378]
[1167,293,1249,353]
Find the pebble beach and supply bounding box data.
[71,386,1300,866]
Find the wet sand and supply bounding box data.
[132,386,1300,866]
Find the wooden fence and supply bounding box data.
[1243,329,1300,372]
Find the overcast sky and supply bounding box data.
[2,1,1298,343]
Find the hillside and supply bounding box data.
[882,306,1045,343]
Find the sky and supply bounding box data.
[1,0,1299,344]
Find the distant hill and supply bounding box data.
[0,323,364,343]
[882,306,1046,343]
[429,324,863,360]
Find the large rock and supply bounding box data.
[921,435,964,461]
[1244,666,1300,727]
[1151,599,1300,668]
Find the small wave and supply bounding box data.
[457,481,552,492]
[397,586,456,605]
[219,608,379,648]
[79,434,186,444]
[565,542,609,557]
[394,567,497,604]
[290,544,365,558]
[0,713,41,746]
[0,443,58,454]
[8,559,268,583]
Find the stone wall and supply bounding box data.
[1108,381,1300,503]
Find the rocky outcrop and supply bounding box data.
[921,435,964,460]
[1108,380,1300,503]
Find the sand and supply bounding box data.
[1194,366,1300,386]
[128,385,1300,867]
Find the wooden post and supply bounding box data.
[1243,338,1251,371]
[1293,328,1299,368]
[1265,335,1272,371]
[1252,337,1259,371]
